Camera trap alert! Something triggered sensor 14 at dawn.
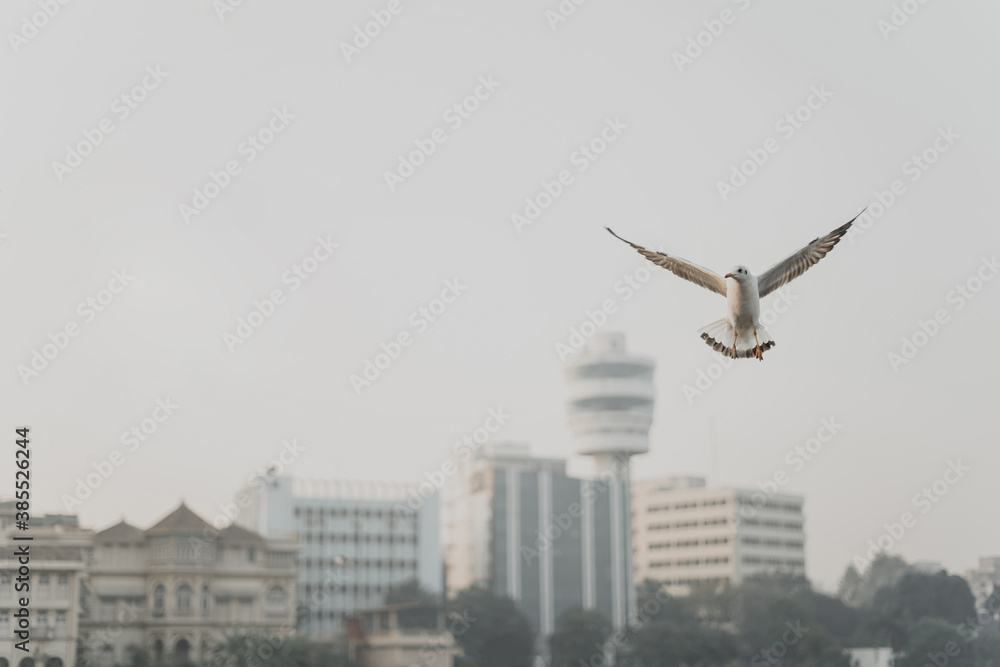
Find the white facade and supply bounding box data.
[632,476,806,591]
[237,476,442,639]
[79,503,297,667]
[846,647,895,667]
[0,506,90,667]
[964,556,1000,609]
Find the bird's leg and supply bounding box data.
[754,325,763,361]
[732,329,738,359]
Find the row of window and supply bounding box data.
[741,557,805,567]
[647,517,728,530]
[737,497,802,513]
[303,533,418,544]
[0,574,69,599]
[648,537,729,550]
[646,498,730,512]
[739,519,803,531]
[740,537,804,549]
[145,583,287,618]
[649,557,730,568]
[302,558,417,570]
[660,576,730,586]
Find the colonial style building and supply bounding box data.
[79,503,297,666]
[0,504,91,667]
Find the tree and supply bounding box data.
[838,554,913,608]
[449,586,535,667]
[210,632,324,667]
[874,571,977,627]
[898,618,975,667]
[385,577,439,605]
[549,609,611,667]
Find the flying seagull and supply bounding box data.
[605,212,862,360]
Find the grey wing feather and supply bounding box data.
[756,211,863,298]
[605,227,727,297]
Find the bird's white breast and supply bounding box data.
[726,275,761,329]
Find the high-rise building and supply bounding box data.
[565,332,655,631]
[631,476,806,590]
[237,476,442,639]
[0,504,91,667]
[443,442,621,638]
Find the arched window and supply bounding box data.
[45,658,63,667]
[265,585,286,616]
[201,584,210,617]
[176,584,193,617]
[152,639,164,665]
[153,585,165,618]
[0,657,10,667]
[18,659,34,667]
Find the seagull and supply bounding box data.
[605,212,862,360]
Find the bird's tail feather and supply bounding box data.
[697,319,775,359]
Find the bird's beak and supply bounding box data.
[724,273,733,279]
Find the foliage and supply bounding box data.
[448,586,535,667]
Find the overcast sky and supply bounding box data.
[1,0,998,593]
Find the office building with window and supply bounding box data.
[79,502,297,667]
[236,476,442,639]
[632,476,806,590]
[0,504,91,667]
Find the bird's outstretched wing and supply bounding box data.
[756,211,863,298]
[605,227,727,297]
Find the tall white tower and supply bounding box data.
[565,332,655,634]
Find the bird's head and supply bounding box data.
[725,265,750,282]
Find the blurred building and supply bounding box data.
[632,476,806,591]
[237,476,442,638]
[79,502,297,666]
[347,602,461,667]
[443,332,654,652]
[963,556,1000,609]
[0,503,92,667]
[846,647,896,667]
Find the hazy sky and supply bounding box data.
[1,0,998,593]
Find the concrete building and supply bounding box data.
[565,332,654,632]
[0,504,91,667]
[347,602,461,667]
[236,476,442,639]
[632,476,806,591]
[964,557,1000,609]
[79,502,297,666]
[443,333,653,654]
